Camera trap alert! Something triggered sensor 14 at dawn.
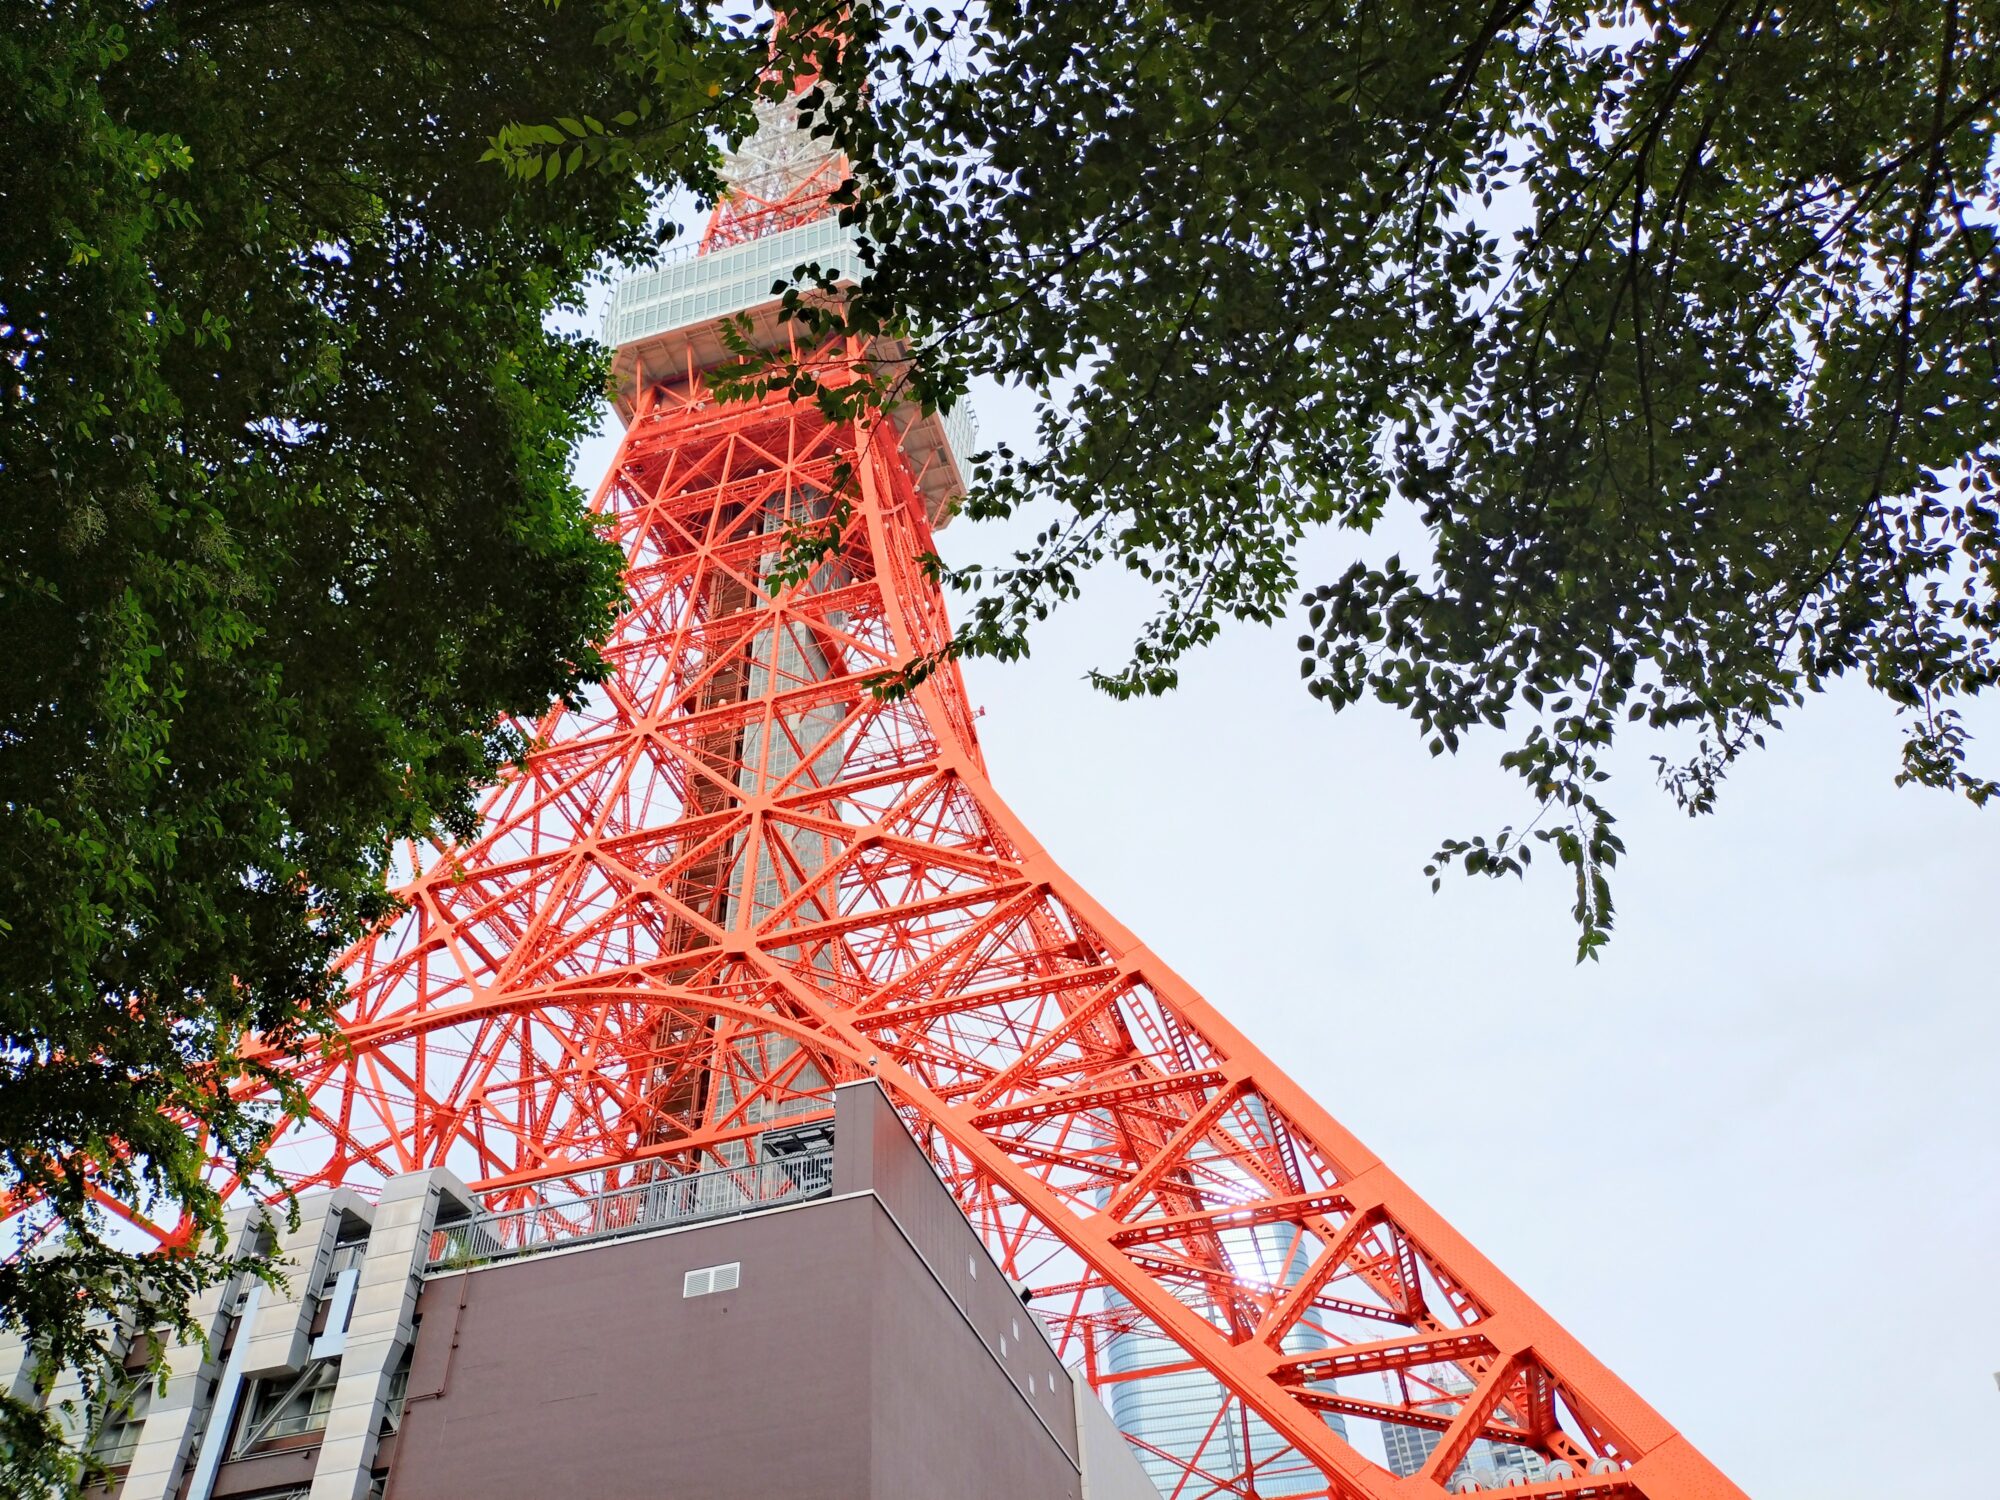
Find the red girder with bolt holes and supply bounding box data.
[49,176,1745,1500]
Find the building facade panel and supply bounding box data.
[390,1196,883,1500]
[28,1083,1155,1500]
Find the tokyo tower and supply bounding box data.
[104,100,1742,1500]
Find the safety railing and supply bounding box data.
[425,1151,834,1273]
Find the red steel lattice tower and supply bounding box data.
[104,107,1744,1500]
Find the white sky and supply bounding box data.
[570,295,2000,1499]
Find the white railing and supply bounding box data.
[426,1151,834,1272]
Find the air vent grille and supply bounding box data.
[682,1261,741,1298]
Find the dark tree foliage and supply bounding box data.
[0,3,758,1489]
[700,0,2000,956]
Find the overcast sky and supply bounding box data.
[571,296,1998,1500]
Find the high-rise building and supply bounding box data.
[1377,1373,1552,1489]
[1105,1239,1352,1496]
[1381,1419,1553,1488]
[1101,1194,1350,1495]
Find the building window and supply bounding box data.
[380,1345,413,1435]
[234,1360,339,1453]
[321,1232,368,1293]
[92,1378,153,1468]
[682,1261,741,1297]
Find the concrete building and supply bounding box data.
[1,1083,1155,1500]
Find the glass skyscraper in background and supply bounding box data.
[1103,1221,1350,1497]
[1375,1374,1551,1489]
[1099,1205,1546,1496]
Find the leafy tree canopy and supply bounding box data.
[695,0,2000,956]
[0,2,762,1489]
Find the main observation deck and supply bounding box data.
[601,216,975,526]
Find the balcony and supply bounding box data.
[424,1151,835,1273]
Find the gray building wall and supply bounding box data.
[29,1083,1153,1500]
[388,1083,1096,1500]
[389,1191,1073,1500]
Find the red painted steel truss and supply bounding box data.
[22,97,1740,1484]
[133,334,1743,1500]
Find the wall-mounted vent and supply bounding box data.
[682,1262,741,1298]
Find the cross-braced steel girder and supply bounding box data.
[75,345,1742,1500]
[34,131,1748,1496]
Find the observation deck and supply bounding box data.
[602,217,975,526]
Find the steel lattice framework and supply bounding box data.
[64,120,1744,1500]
